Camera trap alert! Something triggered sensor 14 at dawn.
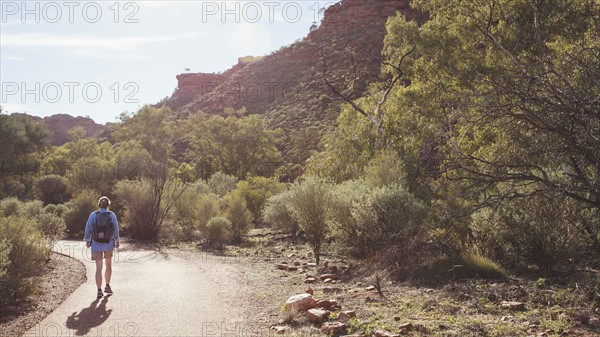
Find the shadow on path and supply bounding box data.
[65,295,112,336]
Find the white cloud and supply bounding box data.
[0,55,21,61]
[229,23,272,57]
[0,102,30,113]
[0,32,208,59]
[1,32,206,50]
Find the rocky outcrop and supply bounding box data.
[165,57,260,111]
[30,114,105,146]
[168,73,227,111]
[309,0,419,39]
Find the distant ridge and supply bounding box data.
[29,114,106,146]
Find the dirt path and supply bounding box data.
[23,240,281,337]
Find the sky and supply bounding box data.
[0,0,337,124]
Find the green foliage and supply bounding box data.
[115,179,157,240]
[432,252,507,281]
[383,0,600,264]
[0,198,64,247]
[172,183,220,239]
[0,113,49,199]
[21,200,43,218]
[329,179,428,258]
[206,216,232,251]
[67,155,115,196]
[112,106,174,162]
[224,193,253,243]
[0,215,50,307]
[34,174,70,205]
[172,188,202,236]
[0,178,26,200]
[183,112,283,180]
[110,107,189,241]
[328,179,372,256]
[196,194,221,233]
[287,126,322,164]
[363,150,407,189]
[263,189,298,233]
[35,212,66,247]
[306,103,376,182]
[0,197,22,217]
[234,176,285,223]
[208,172,238,197]
[42,203,69,218]
[114,140,154,181]
[40,145,72,177]
[0,114,48,164]
[64,190,97,238]
[115,174,188,240]
[471,196,589,270]
[286,176,332,264]
[0,239,10,280]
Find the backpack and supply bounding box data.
[93,211,114,244]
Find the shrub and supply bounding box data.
[173,188,201,237]
[197,194,221,233]
[0,197,22,217]
[263,189,298,233]
[36,212,66,247]
[22,200,44,218]
[286,176,332,264]
[172,186,219,239]
[0,239,10,280]
[64,190,98,238]
[234,176,285,223]
[42,203,69,218]
[328,180,371,257]
[0,178,26,201]
[329,180,427,258]
[471,195,586,271]
[33,174,70,205]
[208,172,238,197]
[0,215,50,307]
[67,157,115,197]
[157,218,184,243]
[115,179,156,240]
[363,150,407,189]
[206,217,232,251]
[192,179,212,195]
[225,193,253,243]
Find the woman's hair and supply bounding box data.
[98,196,111,207]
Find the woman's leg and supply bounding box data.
[104,251,113,285]
[95,258,103,289]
